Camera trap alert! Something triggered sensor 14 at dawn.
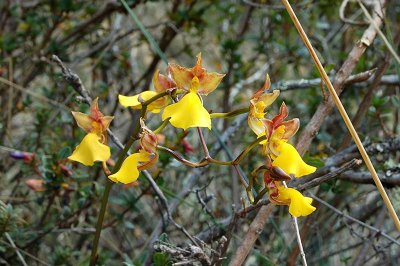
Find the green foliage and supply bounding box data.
[0,0,398,265]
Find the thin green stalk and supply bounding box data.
[154,118,170,134]
[89,106,148,266]
[233,135,266,165]
[120,0,168,64]
[210,107,249,118]
[143,91,170,106]
[89,180,113,266]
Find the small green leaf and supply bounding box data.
[152,252,171,266]
[58,146,71,159]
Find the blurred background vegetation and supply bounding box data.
[0,0,399,265]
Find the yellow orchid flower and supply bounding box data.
[273,186,316,217]
[68,133,111,166]
[271,140,316,178]
[162,76,211,130]
[69,98,113,166]
[248,75,280,137]
[168,53,225,95]
[263,102,300,141]
[108,150,153,184]
[71,98,113,136]
[118,70,174,113]
[108,122,159,184]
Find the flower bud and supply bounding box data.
[9,151,34,162]
[26,179,45,192]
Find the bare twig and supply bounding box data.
[5,233,28,266]
[310,194,400,246]
[270,69,376,91]
[142,170,200,247]
[295,0,386,155]
[228,204,274,266]
[292,159,362,191]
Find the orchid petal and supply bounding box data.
[162,92,211,130]
[281,118,300,140]
[197,72,225,95]
[277,187,316,217]
[271,102,289,126]
[248,116,266,137]
[71,111,92,133]
[257,90,280,110]
[119,91,167,113]
[168,63,193,91]
[253,74,272,98]
[153,69,176,93]
[68,133,110,166]
[272,141,316,178]
[108,150,151,184]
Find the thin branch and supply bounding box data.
[283,181,307,266]
[5,233,28,266]
[228,204,274,266]
[309,194,400,246]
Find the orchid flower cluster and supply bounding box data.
[248,76,317,217]
[67,53,316,217]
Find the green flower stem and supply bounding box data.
[157,145,208,168]
[232,135,266,165]
[157,135,266,168]
[89,180,112,266]
[142,91,170,107]
[154,118,170,134]
[253,187,268,204]
[89,106,148,266]
[210,107,249,119]
[207,157,232,166]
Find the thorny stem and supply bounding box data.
[283,181,307,266]
[210,107,249,118]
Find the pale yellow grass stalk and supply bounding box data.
[280,0,400,231]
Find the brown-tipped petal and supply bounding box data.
[252,75,275,99]
[197,72,225,95]
[272,102,289,126]
[153,69,176,93]
[262,119,274,138]
[140,129,158,153]
[90,97,100,115]
[270,166,292,181]
[138,153,158,171]
[262,74,271,91]
[192,53,205,77]
[71,111,92,133]
[89,97,107,122]
[101,115,114,131]
[257,90,280,110]
[281,118,300,140]
[168,63,193,91]
[248,116,265,137]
